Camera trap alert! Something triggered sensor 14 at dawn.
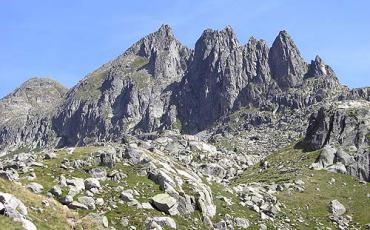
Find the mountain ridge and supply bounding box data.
[0,24,362,151]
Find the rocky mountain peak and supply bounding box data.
[196,26,240,56]
[269,30,308,88]
[306,55,335,78]
[1,77,67,107]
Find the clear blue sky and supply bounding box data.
[1,0,369,98]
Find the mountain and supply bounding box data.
[0,78,67,152]
[0,25,369,230]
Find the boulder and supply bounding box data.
[44,152,57,160]
[49,185,62,197]
[26,182,44,194]
[68,201,89,210]
[234,217,250,229]
[0,169,19,181]
[151,194,178,215]
[0,192,36,230]
[329,199,346,216]
[120,190,136,202]
[145,217,177,229]
[77,196,96,210]
[317,146,337,168]
[66,178,85,192]
[84,178,101,190]
[124,147,149,164]
[200,163,226,178]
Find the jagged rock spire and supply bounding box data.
[306,55,335,77]
[269,30,308,88]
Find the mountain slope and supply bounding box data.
[0,78,67,152]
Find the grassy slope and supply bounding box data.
[234,145,370,229]
[6,143,369,229]
[0,178,103,230]
[16,146,209,230]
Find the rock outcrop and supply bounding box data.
[303,100,370,181]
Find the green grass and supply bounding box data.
[130,57,149,70]
[234,145,370,229]
[130,72,151,89]
[0,216,23,230]
[0,178,102,230]
[210,182,261,229]
[75,70,108,100]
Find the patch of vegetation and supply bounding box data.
[0,216,23,230]
[347,109,358,117]
[130,71,151,89]
[234,145,370,229]
[75,70,109,100]
[210,182,262,228]
[130,57,149,70]
[0,178,101,230]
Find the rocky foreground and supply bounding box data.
[0,25,369,229]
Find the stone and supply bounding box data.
[120,191,135,202]
[44,152,57,160]
[121,218,129,227]
[234,217,250,228]
[151,194,178,215]
[77,196,96,210]
[68,201,89,210]
[0,192,36,230]
[66,178,85,191]
[84,178,101,190]
[26,182,44,194]
[60,195,73,205]
[96,198,104,206]
[329,200,346,216]
[85,213,109,228]
[200,163,226,178]
[145,217,177,229]
[0,169,19,181]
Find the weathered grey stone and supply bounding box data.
[145,217,176,229]
[77,196,96,210]
[26,182,44,194]
[68,201,89,210]
[329,199,346,216]
[151,193,178,215]
[84,178,101,190]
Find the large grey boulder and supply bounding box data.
[0,192,36,230]
[329,200,346,216]
[26,182,44,194]
[77,196,96,210]
[151,193,178,215]
[145,217,177,229]
[0,169,19,181]
[84,178,101,190]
